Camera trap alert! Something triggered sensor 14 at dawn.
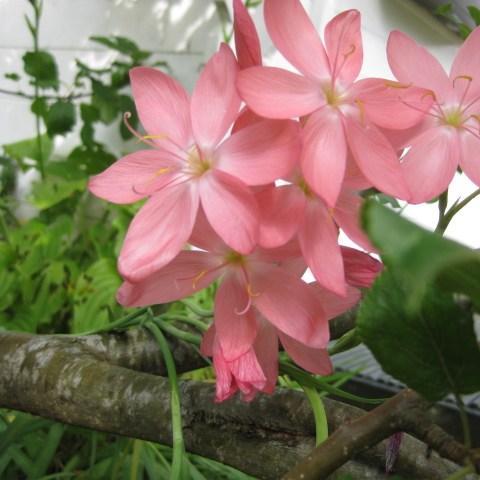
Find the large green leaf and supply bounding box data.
[22,51,59,89]
[45,100,76,137]
[72,258,122,333]
[30,176,86,210]
[357,271,480,402]
[361,200,480,310]
[3,135,53,168]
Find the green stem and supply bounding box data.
[454,393,472,450]
[435,188,480,235]
[146,319,187,480]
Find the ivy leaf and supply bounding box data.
[72,258,122,333]
[361,200,480,310]
[22,51,59,89]
[45,100,76,137]
[357,271,480,402]
[3,135,53,169]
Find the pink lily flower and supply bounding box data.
[118,212,330,362]
[201,280,361,402]
[256,171,375,296]
[88,43,300,282]
[237,1,433,207]
[387,28,480,202]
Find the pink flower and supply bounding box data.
[341,246,383,288]
[201,281,361,402]
[118,213,330,360]
[237,1,433,207]
[387,28,480,202]
[256,170,375,296]
[88,44,300,282]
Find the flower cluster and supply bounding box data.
[88,0,480,401]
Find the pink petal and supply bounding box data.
[231,106,264,133]
[301,108,347,207]
[298,200,347,297]
[450,26,480,102]
[387,31,450,99]
[200,169,259,254]
[324,9,362,86]
[344,115,410,201]
[190,44,241,150]
[309,282,361,320]
[352,78,434,130]
[188,207,229,254]
[402,126,460,204]
[252,266,329,348]
[118,183,199,282]
[264,0,330,81]
[216,119,300,185]
[253,320,279,393]
[460,130,480,186]
[130,67,192,150]
[254,238,303,264]
[215,274,258,361]
[200,324,216,357]
[233,0,262,69]
[228,349,267,391]
[343,154,372,190]
[333,190,374,252]
[256,184,306,248]
[117,250,223,307]
[88,150,179,204]
[341,247,383,288]
[237,66,325,119]
[213,341,238,402]
[278,331,332,375]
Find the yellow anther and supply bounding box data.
[142,134,169,140]
[453,75,473,87]
[421,90,437,102]
[354,99,366,126]
[192,270,207,289]
[247,283,260,298]
[155,167,171,176]
[384,80,412,89]
[343,44,356,58]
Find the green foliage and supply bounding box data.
[3,135,53,170]
[90,35,151,62]
[22,51,59,89]
[358,271,480,402]
[361,200,480,311]
[45,100,76,137]
[467,5,480,25]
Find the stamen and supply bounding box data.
[384,80,412,89]
[246,283,260,298]
[123,112,158,148]
[332,44,356,87]
[462,125,480,141]
[354,99,366,126]
[454,75,474,108]
[131,167,173,196]
[192,270,208,289]
[235,295,253,316]
[398,98,443,121]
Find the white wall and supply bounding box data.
[1,0,478,247]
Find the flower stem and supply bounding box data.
[435,188,480,235]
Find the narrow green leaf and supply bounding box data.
[29,423,64,479]
[468,5,480,25]
[357,270,480,402]
[302,387,328,445]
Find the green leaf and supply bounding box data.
[45,100,76,137]
[22,51,59,89]
[361,200,480,310]
[90,35,150,61]
[459,23,472,39]
[468,5,480,25]
[91,80,119,124]
[30,176,86,210]
[434,3,453,17]
[72,258,122,333]
[357,271,480,402]
[4,72,20,81]
[3,135,53,168]
[30,97,48,120]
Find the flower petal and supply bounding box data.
[117,250,222,307]
[200,170,259,254]
[402,126,460,204]
[212,340,237,402]
[253,320,279,393]
[460,130,480,186]
[387,31,450,99]
[130,67,192,149]
[252,266,329,348]
[298,200,346,296]
[191,44,240,150]
[200,324,216,357]
[215,274,258,361]
[231,106,264,133]
[341,247,383,288]
[264,0,329,81]
[333,190,374,252]
[189,207,229,254]
[309,282,361,320]
[352,78,434,130]
[344,115,410,201]
[237,66,325,119]
[233,0,262,69]
[278,331,332,375]
[450,26,480,102]
[88,150,180,204]
[324,10,362,86]
[118,183,199,282]
[216,119,300,185]
[256,184,306,248]
[301,108,347,207]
